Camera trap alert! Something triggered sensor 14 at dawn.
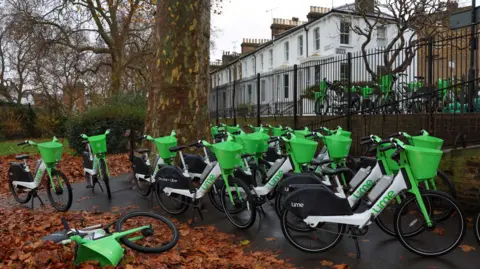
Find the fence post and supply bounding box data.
[257,73,261,126]
[216,86,219,125]
[347,53,352,131]
[293,64,298,129]
[427,38,434,132]
[468,2,477,112]
[232,80,236,126]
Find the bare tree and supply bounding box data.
[349,0,451,81]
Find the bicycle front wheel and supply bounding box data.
[99,159,111,200]
[475,213,480,245]
[116,211,179,253]
[394,191,466,257]
[46,170,73,212]
[208,180,225,212]
[220,177,256,229]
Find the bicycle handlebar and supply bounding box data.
[379,144,396,152]
[389,132,402,138]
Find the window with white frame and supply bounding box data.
[260,54,264,70]
[284,74,289,98]
[269,49,273,66]
[298,35,303,56]
[340,63,349,81]
[244,62,247,75]
[340,21,350,45]
[261,80,266,102]
[377,26,386,40]
[252,58,256,74]
[314,28,320,51]
[284,42,289,61]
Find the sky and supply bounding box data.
[210,0,351,61]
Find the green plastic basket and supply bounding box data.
[253,127,270,135]
[87,134,107,155]
[361,86,373,97]
[226,126,241,133]
[406,146,443,181]
[271,127,286,137]
[288,137,318,164]
[325,135,352,160]
[335,129,352,138]
[294,130,314,140]
[211,141,243,170]
[241,132,269,154]
[38,142,63,164]
[409,136,444,150]
[154,135,178,159]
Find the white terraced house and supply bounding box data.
[210,0,417,116]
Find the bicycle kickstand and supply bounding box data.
[31,189,45,209]
[190,193,204,226]
[352,236,361,259]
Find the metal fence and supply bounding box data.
[210,31,480,146]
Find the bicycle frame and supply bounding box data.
[12,160,48,189]
[84,144,109,179]
[253,157,293,196]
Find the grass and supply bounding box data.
[0,138,72,156]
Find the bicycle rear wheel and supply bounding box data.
[116,211,179,253]
[8,171,32,204]
[208,180,224,212]
[220,177,256,229]
[475,213,480,245]
[394,191,466,257]
[99,159,111,200]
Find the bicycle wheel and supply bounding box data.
[394,191,466,257]
[116,211,179,253]
[8,171,32,204]
[133,170,152,196]
[208,180,224,212]
[275,191,314,232]
[99,159,111,200]
[281,207,345,253]
[315,98,329,115]
[475,213,480,245]
[155,183,189,215]
[220,177,256,229]
[46,170,73,212]
[375,170,456,236]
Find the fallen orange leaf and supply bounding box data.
[458,244,476,252]
[265,237,277,241]
[320,260,334,266]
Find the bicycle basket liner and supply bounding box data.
[226,125,241,133]
[324,135,351,160]
[154,135,178,159]
[405,146,442,181]
[242,132,270,154]
[409,135,444,150]
[75,238,124,266]
[289,137,318,164]
[293,130,314,140]
[87,134,107,154]
[271,127,287,137]
[38,142,63,164]
[211,141,243,169]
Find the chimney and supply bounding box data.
[240,38,271,54]
[355,0,374,14]
[270,18,300,39]
[307,6,331,22]
[222,51,240,65]
[446,0,459,12]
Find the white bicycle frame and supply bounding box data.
[83,144,98,177]
[12,160,47,190]
[252,157,293,196]
[303,170,408,229]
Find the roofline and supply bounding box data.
[210,8,398,75]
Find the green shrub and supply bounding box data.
[65,92,146,154]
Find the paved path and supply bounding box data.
[8,175,478,269]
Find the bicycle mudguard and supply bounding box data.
[276,173,324,194]
[284,185,353,219]
[181,155,207,174]
[8,163,34,183]
[83,152,94,170]
[156,165,191,190]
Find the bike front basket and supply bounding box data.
[294,130,314,140]
[405,146,442,181]
[271,127,287,137]
[335,129,352,138]
[409,135,444,150]
[75,237,124,266]
[154,135,178,159]
[324,135,352,160]
[87,134,107,155]
[38,141,63,164]
[288,137,318,164]
[226,125,241,134]
[211,141,243,170]
[241,132,270,154]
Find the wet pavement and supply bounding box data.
[11,174,478,269]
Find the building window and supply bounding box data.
[260,54,264,70]
[314,28,320,51]
[340,21,350,45]
[244,62,247,75]
[229,69,232,82]
[340,63,349,81]
[314,65,320,85]
[269,49,273,66]
[248,84,252,103]
[283,74,289,99]
[306,67,311,87]
[284,42,289,61]
[298,35,303,56]
[377,26,386,40]
[261,80,266,102]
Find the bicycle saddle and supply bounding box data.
[321,167,351,176]
[15,154,29,160]
[359,156,377,168]
[310,159,333,166]
[136,148,150,154]
[169,145,188,152]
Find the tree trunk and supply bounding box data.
[110,57,123,96]
[145,0,211,145]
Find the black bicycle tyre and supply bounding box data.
[281,207,345,253]
[208,180,225,212]
[8,170,32,204]
[133,156,152,197]
[46,169,73,212]
[220,177,257,229]
[116,211,179,253]
[315,98,329,116]
[475,213,480,245]
[394,191,466,257]
[99,159,111,200]
[155,182,189,215]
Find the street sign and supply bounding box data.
[450,7,480,30]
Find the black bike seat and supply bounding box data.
[136,148,150,154]
[15,154,30,160]
[321,167,350,176]
[169,145,188,152]
[359,156,377,168]
[311,159,333,166]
